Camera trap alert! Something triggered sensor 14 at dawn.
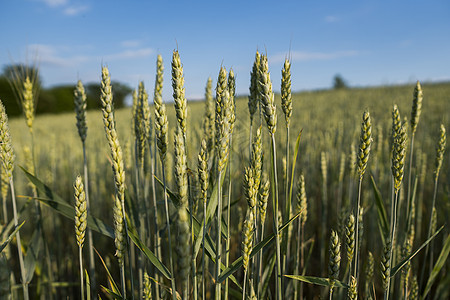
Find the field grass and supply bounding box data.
[1,62,449,300]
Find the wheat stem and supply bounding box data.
[161,164,177,300]
[0,100,29,300]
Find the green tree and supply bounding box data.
[0,63,132,115]
[85,81,131,109]
[333,74,348,89]
[0,76,21,116]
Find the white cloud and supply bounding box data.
[28,44,89,67]
[270,50,359,63]
[39,0,68,7]
[104,48,154,60]
[121,40,143,48]
[63,5,90,16]
[325,15,339,23]
[37,0,90,16]
[27,44,154,68]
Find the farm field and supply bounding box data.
[1,53,449,300]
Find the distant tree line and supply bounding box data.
[0,64,132,116]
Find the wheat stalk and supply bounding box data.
[248,51,261,157]
[406,81,423,231]
[152,54,166,300]
[420,124,446,289]
[385,118,407,300]
[294,173,307,300]
[281,59,293,282]
[354,111,372,279]
[214,66,231,299]
[224,68,236,300]
[198,139,208,300]
[242,207,255,300]
[100,66,129,296]
[73,80,96,297]
[0,100,29,300]
[258,53,283,300]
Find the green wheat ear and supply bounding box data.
[281,58,292,126]
[259,54,277,134]
[154,54,168,161]
[22,76,35,130]
[248,51,261,122]
[198,139,208,205]
[172,50,187,134]
[296,174,307,225]
[228,68,236,132]
[242,208,254,271]
[381,239,392,290]
[258,173,270,225]
[434,124,446,180]
[215,66,231,173]
[357,111,372,178]
[74,80,88,142]
[100,66,126,265]
[203,77,215,151]
[328,229,341,291]
[345,213,355,264]
[364,251,374,294]
[348,276,358,300]
[410,81,423,134]
[392,122,407,192]
[74,175,87,249]
[0,101,15,179]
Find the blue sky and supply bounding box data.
[1,0,449,100]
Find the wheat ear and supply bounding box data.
[364,251,374,298]
[74,175,87,300]
[348,276,358,300]
[214,66,230,300]
[248,51,261,158]
[329,229,341,299]
[73,80,97,296]
[203,77,215,151]
[421,124,446,289]
[198,139,208,300]
[406,81,423,228]
[172,50,187,136]
[259,54,282,300]
[100,67,128,296]
[354,111,372,279]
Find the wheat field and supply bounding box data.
[0,51,449,300]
